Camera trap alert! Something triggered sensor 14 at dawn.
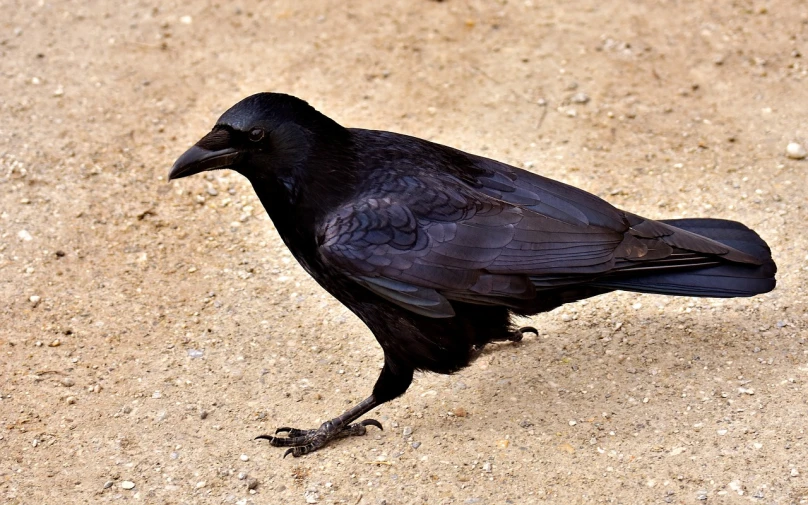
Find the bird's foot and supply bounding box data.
[508,325,538,342]
[256,418,383,457]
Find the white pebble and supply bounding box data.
[568,420,577,426]
[571,92,590,104]
[786,142,806,160]
[728,480,743,495]
[240,454,249,461]
[717,429,728,435]
[180,15,193,24]
[18,229,32,241]
[29,295,41,305]
[196,481,206,488]
[121,481,135,490]
[792,468,800,477]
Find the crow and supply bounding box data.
[170,92,776,457]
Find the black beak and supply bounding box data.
[169,128,240,180]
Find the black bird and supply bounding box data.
[169,93,776,457]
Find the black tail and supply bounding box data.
[589,218,776,298]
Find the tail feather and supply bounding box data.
[589,218,776,298]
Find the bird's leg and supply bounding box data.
[257,396,382,457]
[257,360,414,457]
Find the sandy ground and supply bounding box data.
[2,0,808,503]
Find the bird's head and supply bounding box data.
[169,93,347,183]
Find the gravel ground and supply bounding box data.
[2,1,807,503]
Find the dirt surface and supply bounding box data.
[2,1,808,503]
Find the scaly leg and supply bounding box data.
[257,360,413,457]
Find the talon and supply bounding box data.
[254,434,273,441]
[360,419,383,431]
[519,326,538,336]
[283,448,295,459]
[275,427,293,434]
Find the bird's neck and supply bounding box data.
[249,147,359,261]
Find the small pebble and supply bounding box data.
[206,187,219,196]
[495,439,510,448]
[696,490,707,500]
[570,92,590,104]
[247,478,259,490]
[18,230,33,241]
[791,468,800,477]
[121,481,135,490]
[60,377,75,387]
[238,472,248,480]
[304,489,319,503]
[196,481,206,488]
[179,15,193,24]
[738,387,754,395]
[66,396,76,404]
[200,410,208,419]
[568,420,577,426]
[103,480,114,489]
[240,454,249,461]
[29,295,41,306]
[402,426,413,438]
[48,339,60,347]
[728,480,743,495]
[786,142,806,160]
[482,461,492,472]
[452,407,467,417]
[411,441,421,449]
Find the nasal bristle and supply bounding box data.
[195,128,232,151]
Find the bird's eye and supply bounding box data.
[248,128,265,142]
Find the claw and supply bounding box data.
[254,434,273,441]
[360,418,383,431]
[283,448,295,459]
[275,426,293,434]
[519,326,538,336]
